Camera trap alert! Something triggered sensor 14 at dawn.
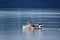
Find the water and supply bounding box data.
[0,10,60,40]
[0,29,60,40]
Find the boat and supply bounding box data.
[22,16,43,30]
[22,24,43,30]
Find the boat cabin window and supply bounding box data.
[32,24,39,27]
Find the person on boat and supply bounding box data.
[39,24,43,28]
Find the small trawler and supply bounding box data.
[22,16,43,30]
[22,23,43,30]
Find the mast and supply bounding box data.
[32,13,34,25]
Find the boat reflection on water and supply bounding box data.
[22,28,43,40]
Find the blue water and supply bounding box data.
[0,10,60,40]
[0,29,60,40]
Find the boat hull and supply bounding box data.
[23,25,42,30]
[34,27,42,30]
